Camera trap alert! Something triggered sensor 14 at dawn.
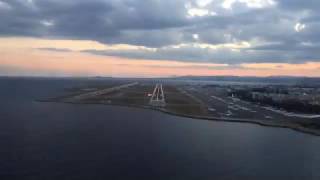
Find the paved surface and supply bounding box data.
[184,85,320,123]
[149,84,166,107]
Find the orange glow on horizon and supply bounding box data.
[1,37,320,77]
[1,49,320,77]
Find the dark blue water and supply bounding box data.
[1,77,320,180]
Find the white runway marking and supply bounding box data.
[149,83,166,107]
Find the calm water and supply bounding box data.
[1,77,320,180]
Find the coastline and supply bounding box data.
[37,99,320,136]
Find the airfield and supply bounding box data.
[46,80,320,136]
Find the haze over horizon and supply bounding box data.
[1,0,320,77]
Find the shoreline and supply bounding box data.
[37,99,320,137]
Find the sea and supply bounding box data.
[0,77,319,180]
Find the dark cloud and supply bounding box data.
[82,45,308,64]
[278,0,320,11]
[37,47,73,52]
[1,0,320,64]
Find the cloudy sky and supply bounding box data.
[1,0,320,77]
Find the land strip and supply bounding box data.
[41,81,320,136]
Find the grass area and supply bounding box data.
[58,83,208,116]
[80,84,153,105]
[164,86,208,116]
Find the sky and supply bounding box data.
[1,0,320,77]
